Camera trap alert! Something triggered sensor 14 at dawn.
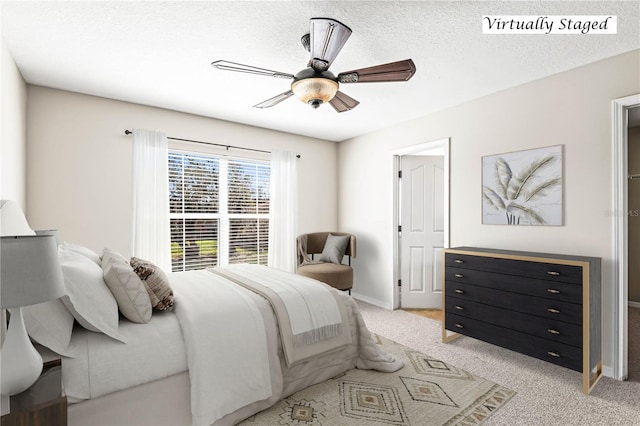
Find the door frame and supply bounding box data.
[392,138,450,309]
[612,94,640,380]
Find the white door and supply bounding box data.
[400,155,445,308]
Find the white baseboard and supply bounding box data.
[629,301,640,309]
[351,292,393,310]
[602,364,614,379]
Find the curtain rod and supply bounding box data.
[124,130,300,158]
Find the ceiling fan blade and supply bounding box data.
[308,18,352,71]
[329,91,359,113]
[253,90,294,109]
[211,60,294,80]
[337,59,416,83]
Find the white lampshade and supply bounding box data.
[0,200,35,237]
[1,235,65,309]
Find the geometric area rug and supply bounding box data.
[240,334,516,425]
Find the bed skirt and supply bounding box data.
[68,343,368,426]
[68,372,192,426]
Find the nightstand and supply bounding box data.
[1,359,67,426]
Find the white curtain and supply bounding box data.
[131,129,171,271]
[267,150,298,272]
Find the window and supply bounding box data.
[169,151,270,272]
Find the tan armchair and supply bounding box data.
[296,232,356,293]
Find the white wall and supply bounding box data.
[1,37,27,208]
[338,50,640,372]
[26,86,338,256]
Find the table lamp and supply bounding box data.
[1,235,66,401]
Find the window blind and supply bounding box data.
[169,151,270,272]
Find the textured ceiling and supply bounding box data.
[2,1,638,141]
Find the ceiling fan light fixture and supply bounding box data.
[211,17,415,112]
[291,77,339,108]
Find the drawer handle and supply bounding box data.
[454,289,464,294]
[547,289,560,294]
[547,271,560,276]
[455,323,464,329]
[548,351,560,358]
[454,259,464,264]
[547,308,560,314]
[455,305,464,310]
[547,329,560,335]
[454,273,464,278]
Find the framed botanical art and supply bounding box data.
[482,145,563,225]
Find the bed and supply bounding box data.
[23,243,403,426]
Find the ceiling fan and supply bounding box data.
[211,17,416,113]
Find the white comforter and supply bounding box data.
[171,269,274,426]
[173,264,395,426]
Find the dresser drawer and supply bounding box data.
[445,312,582,372]
[445,253,583,284]
[445,281,582,325]
[443,247,602,394]
[446,267,582,303]
[446,297,582,347]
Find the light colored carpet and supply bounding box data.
[242,334,515,425]
[357,302,640,425]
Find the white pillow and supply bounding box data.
[60,241,102,265]
[22,298,76,357]
[101,247,128,264]
[102,249,152,324]
[58,246,125,343]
